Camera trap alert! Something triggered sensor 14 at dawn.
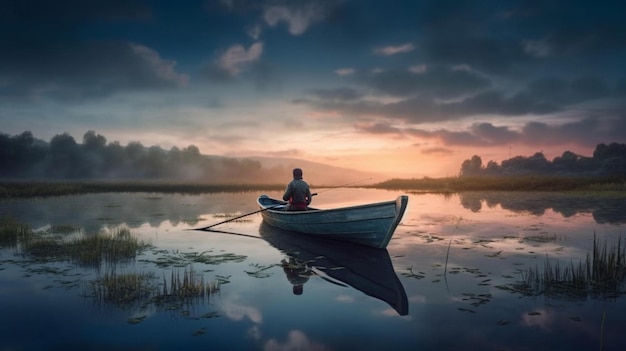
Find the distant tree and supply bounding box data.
[484,160,501,175]
[80,131,108,177]
[102,141,126,177]
[593,143,626,175]
[0,131,47,177]
[460,155,483,176]
[82,130,107,151]
[145,146,167,177]
[526,152,550,172]
[47,133,82,178]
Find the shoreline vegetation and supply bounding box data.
[0,175,625,198]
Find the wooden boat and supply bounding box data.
[259,222,408,315]
[256,194,408,249]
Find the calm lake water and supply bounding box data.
[1,189,625,351]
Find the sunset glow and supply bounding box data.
[1,1,625,178]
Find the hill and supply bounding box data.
[246,156,386,186]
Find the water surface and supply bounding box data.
[1,189,625,350]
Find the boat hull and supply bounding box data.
[257,194,408,248]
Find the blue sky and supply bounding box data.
[1,0,626,177]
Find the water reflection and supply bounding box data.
[0,192,258,234]
[259,222,409,316]
[2,190,626,351]
[281,257,313,295]
[458,191,626,224]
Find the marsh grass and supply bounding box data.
[515,234,625,299]
[0,180,285,198]
[372,175,626,192]
[17,225,151,267]
[160,265,220,299]
[88,265,221,313]
[90,271,156,308]
[0,217,32,248]
[67,228,152,267]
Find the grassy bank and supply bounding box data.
[0,180,285,198]
[1,175,625,197]
[370,175,626,192]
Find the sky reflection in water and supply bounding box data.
[1,189,625,351]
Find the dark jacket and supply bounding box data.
[282,178,312,210]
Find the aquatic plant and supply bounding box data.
[0,217,31,248]
[87,265,221,314]
[17,225,151,268]
[142,249,247,268]
[515,234,625,299]
[159,265,220,299]
[67,227,151,268]
[90,270,156,308]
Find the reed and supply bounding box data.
[159,265,220,299]
[0,216,31,248]
[88,265,221,311]
[67,227,151,267]
[90,270,156,307]
[518,234,625,299]
[17,225,150,267]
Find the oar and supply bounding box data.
[193,202,286,231]
[193,227,265,239]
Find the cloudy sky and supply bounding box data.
[2,0,626,177]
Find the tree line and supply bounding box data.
[460,143,626,177]
[0,130,284,183]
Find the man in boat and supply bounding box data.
[282,168,312,211]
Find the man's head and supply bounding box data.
[292,168,303,179]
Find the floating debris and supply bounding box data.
[128,316,147,324]
[402,266,426,279]
[143,250,246,268]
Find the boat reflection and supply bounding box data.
[259,222,409,316]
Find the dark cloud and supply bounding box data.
[356,116,626,149]
[355,66,491,98]
[470,123,519,144]
[0,0,188,101]
[508,0,626,57]
[520,117,613,147]
[412,0,626,75]
[309,87,364,101]
[421,147,454,155]
[0,41,188,101]
[355,122,403,135]
[0,0,152,22]
[297,74,619,125]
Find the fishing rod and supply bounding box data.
[314,177,374,195]
[191,177,374,231]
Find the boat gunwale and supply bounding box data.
[258,196,399,216]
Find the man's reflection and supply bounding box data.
[281,257,314,295]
